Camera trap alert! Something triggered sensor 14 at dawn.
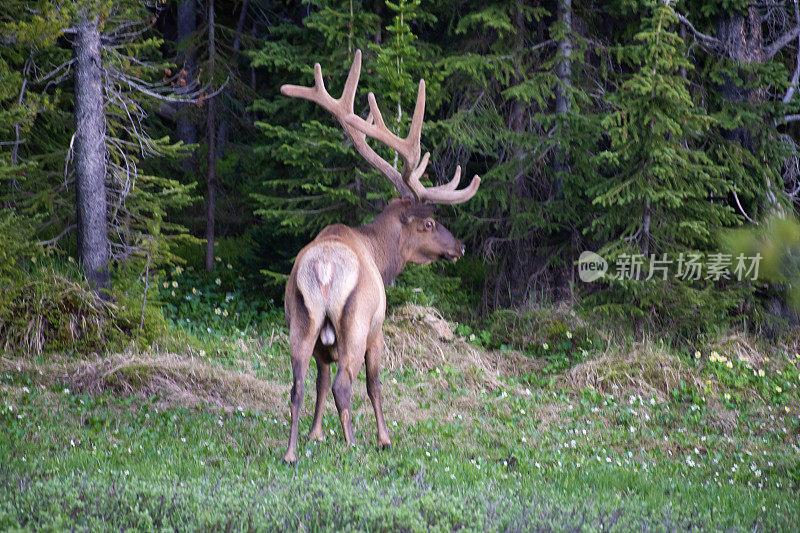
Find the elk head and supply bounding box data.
[393,198,466,265]
[279,50,481,463]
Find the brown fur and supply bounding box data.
[282,198,465,462]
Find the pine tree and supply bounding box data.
[586,1,740,331]
[430,0,603,307]
[1,0,196,287]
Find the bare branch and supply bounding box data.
[139,240,152,331]
[784,0,800,103]
[766,25,800,60]
[11,57,32,166]
[530,39,555,53]
[733,190,758,225]
[36,58,75,83]
[103,45,163,72]
[108,66,229,103]
[64,132,76,185]
[674,11,721,50]
[37,225,76,247]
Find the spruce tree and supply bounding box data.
[587,1,740,331]
[1,1,195,286]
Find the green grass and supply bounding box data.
[1,322,799,531]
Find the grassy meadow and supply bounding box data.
[1,297,799,531]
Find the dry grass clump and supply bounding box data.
[708,333,768,368]
[1,349,287,413]
[0,270,116,356]
[383,304,540,389]
[566,342,700,401]
[72,350,287,411]
[0,304,540,424]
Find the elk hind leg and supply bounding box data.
[332,339,364,445]
[366,329,391,448]
[308,353,331,441]
[284,332,314,463]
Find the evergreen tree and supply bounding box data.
[2,0,195,288]
[431,0,602,307]
[587,1,740,332]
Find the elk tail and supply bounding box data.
[314,260,336,346]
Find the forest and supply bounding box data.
[1,0,800,530]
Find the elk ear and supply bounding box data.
[398,196,414,224]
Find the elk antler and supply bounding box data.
[345,78,480,205]
[281,50,481,205]
[280,50,413,198]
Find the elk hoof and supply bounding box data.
[378,441,392,450]
[283,450,298,463]
[307,429,325,442]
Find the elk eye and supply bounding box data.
[425,220,434,229]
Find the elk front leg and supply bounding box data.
[308,355,331,441]
[366,330,391,448]
[284,334,313,463]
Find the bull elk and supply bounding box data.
[280,50,481,463]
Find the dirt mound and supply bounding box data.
[383,304,539,388]
[566,342,700,401]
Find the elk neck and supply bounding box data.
[354,203,408,286]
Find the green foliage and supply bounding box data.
[587,274,744,341]
[436,0,584,305]
[482,307,597,352]
[593,2,735,250]
[724,215,800,309]
[581,2,744,337]
[6,0,800,349]
[158,261,282,337]
[386,263,479,318]
[250,0,387,236]
[695,348,800,407]
[0,210,39,279]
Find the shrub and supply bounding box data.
[0,212,169,355]
[158,261,282,336]
[386,259,484,320]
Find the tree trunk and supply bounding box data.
[74,14,110,293]
[177,0,196,170]
[679,24,687,81]
[250,23,257,93]
[205,0,217,272]
[215,0,249,159]
[713,5,763,151]
[641,199,651,257]
[553,0,572,193]
[373,0,383,44]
